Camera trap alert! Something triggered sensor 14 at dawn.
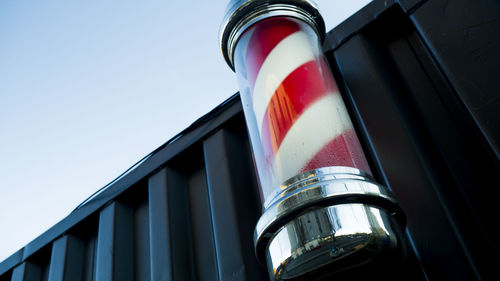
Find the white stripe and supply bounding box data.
[273,93,353,181]
[252,31,316,132]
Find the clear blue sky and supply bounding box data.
[0,0,371,261]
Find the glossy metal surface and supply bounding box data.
[267,204,405,280]
[254,167,406,280]
[262,166,384,210]
[220,0,325,69]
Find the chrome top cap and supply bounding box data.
[220,0,325,70]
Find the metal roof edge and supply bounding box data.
[322,0,428,52]
[0,93,242,271]
[0,249,23,276]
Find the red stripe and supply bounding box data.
[299,129,372,174]
[245,18,300,89]
[261,59,337,156]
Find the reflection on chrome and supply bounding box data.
[254,167,406,280]
[267,205,401,280]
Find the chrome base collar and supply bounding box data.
[220,0,325,70]
[254,167,407,280]
[266,204,406,280]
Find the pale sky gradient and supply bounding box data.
[0,0,371,261]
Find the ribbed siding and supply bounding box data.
[11,263,41,281]
[94,202,134,281]
[1,109,267,281]
[203,129,266,281]
[47,235,84,281]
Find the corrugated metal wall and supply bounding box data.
[0,107,268,281]
[323,0,500,280]
[1,0,499,280]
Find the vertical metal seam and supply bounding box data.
[94,202,134,281]
[148,169,173,281]
[47,236,67,281]
[202,146,222,281]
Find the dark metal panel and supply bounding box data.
[410,0,500,158]
[149,167,195,281]
[397,0,427,12]
[11,263,41,281]
[40,262,48,281]
[81,233,96,281]
[330,25,484,280]
[0,250,23,277]
[188,166,218,281]
[322,0,427,53]
[47,235,84,281]
[0,271,12,281]
[203,128,267,281]
[409,0,500,265]
[164,167,195,281]
[385,27,500,279]
[148,169,174,281]
[324,0,398,51]
[134,200,150,281]
[326,3,500,279]
[94,202,134,281]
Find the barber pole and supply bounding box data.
[221,1,407,280]
[235,17,372,204]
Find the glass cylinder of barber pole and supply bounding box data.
[221,1,406,280]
